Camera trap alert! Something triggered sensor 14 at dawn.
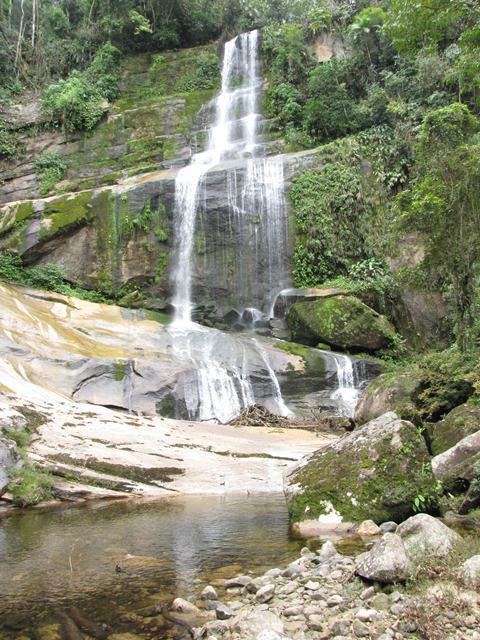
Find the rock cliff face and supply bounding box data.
[0,43,327,314]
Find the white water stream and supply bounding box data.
[169,31,292,422]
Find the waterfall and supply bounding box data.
[168,31,291,422]
[331,353,358,418]
[171,30,290,323]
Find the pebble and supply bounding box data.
[306,614,323,631]
[170,597,200,615]
[224,575,251,588]
[390,591,402,603]
[215,603,234,620]
[304,580,320,590]
[356,608,377,622]
[284,606,303,617]
[201,585,218,600]
[360,586,376,600]
[370,593,390,611]
[327,595,344,607]
[357,519,381,536]
[380,521,398,533]
[390,604,404,616]
[255,584,275,604]
[352,619,370,637]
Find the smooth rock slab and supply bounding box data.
[355,533,412,583]
[396,513,461,561]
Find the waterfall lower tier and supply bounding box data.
[167,324,292,423]
[330,353,359,418]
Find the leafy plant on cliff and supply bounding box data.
[34,152,67,196]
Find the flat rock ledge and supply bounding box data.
[181,536,480,640]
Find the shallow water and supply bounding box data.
[0,495,304,639]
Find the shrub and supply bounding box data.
[35,152,67,196]
[0,119,19,160]
[41,71,108,132]
[8,465,53,507]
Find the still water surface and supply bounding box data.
[0,495,303,638]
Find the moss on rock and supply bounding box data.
[430,404,480,457]
[355,371,423,426]
[286,412,436,524]
[285,295,396,352]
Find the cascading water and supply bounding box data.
[168,30,292,423]
[330,353,358,418]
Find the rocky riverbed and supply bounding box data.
[164,514,480,640]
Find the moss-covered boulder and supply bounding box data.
[285,412,435,524]
[355,372,422,426]
[429,404,480,457]
[285,296,396,352]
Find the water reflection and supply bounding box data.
[0,495,301,638]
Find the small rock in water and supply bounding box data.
[255,584,275,604]
[201,585,218,600]
[215,603,235,620]
[170,597,200,615]
[317,540,337,560]
[357,520,381,536]
[224,575,252,588]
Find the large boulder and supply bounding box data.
[355,372,422,425]
[431,431,480,488]
[355,533,412,583]
[285,295,395,352]
[396,514,461,561]
[285,412,435,524]
[429,404,480,457]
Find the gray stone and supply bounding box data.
[360,587,376,601]
[396,513,461,561]
[352,619,370,637]
[231,609,284,640]
[201,585,218,600]
[379,521,398,533]
[255,584,275,604]
[459,555,480,587]
[432,431,480,487]
[355,533,412,583]
[224,575,252,589]
[327,595,344,607]
[215,603,235,620]
[170,597,200,615]
[306,614,323,631]
[354,372,422,426]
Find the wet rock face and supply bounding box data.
[0,436,22,496]
[285,296,396,352]
[285,412,436,524]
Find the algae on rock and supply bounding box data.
[285,412,436,524]
[285,295,396,352]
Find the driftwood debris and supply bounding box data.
[229,405,353,434]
